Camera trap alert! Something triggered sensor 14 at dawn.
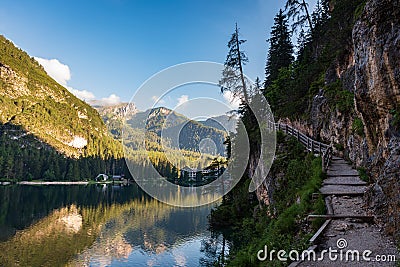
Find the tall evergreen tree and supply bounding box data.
[219,23,249,104]
[254,77,262,91]
[296,28,309,59]
[285,0,313,33]
[264,10,294,88]
[311,0,330,36]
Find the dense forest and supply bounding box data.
[264,0,363,119]
[0,126,126,182]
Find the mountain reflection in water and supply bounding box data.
[0,184,228,267]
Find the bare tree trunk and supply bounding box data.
[235,24,249,103]
[302,0,314,33]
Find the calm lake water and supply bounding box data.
[0,184,228,267]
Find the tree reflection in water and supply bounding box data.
[0,184,225,267]
[200,231,230,267]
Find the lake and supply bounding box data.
[0,184,228,267]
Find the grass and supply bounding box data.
[212,137,327,266]
[390,107,400,131]
[334,143,345,152]
[228,157,325,266]
[352,118,365,137]
[354,1,367,20]
[357,167,371,184]
[324,80,355,113]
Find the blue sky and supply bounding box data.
[0,0,317,115]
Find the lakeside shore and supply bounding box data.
[18,181,90,185]
[5,180,130,185]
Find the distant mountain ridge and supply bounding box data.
[198,114,238,133]
[97,104,228,155]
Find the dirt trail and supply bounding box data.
[297,157,399,266]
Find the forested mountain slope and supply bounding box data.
[0,35,122,159]
[98,105,228,155]
[0,35,124,181]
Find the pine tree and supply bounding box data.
[264,10,294,88]
[219,23,250,104]
[296,28,310,60]
[311,0,330,37]
[285,0,313,33]
[254,77,262,91]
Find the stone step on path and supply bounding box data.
[323,177,367,186]
[328,164,357,171]
[322,159,366,195]
[331,196,368,216]
[296,156,399,266]
[328,166,357,172]
[319,185,367,195]
[327,170,360,177]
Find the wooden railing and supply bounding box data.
[269,122,333,172]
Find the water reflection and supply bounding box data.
[0,184,145,241]
[0,185,228,267]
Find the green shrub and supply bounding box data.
[390,107,400,131]
[220,155,325,266]
[352,118,365,137]
[354,1,367,20]
[334,143,345,151]
[358,167,370,183]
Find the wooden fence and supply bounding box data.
[269,122,333,172]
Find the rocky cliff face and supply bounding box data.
[353,0,400,241]
[96,103,138,121]
[309,0,400,241]
[353,0,400,154]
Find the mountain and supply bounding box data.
[127,107,188,133]
[0,35,122,159]
[95,103,138,120]
[199,114,238,133]
[97,105,228,156]
[0,35,126,182]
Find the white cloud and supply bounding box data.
[67,87,96,100]
[177,95,189,106]
[35,57,71,86]
[98,94,121,106]
[35,56,121,105]
[173,252,187,267]
[223,91,241,109]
